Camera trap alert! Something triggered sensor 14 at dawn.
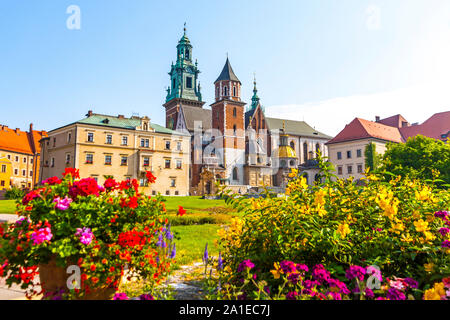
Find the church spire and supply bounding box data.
[251,73,260,110]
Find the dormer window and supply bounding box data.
[143,123,148,131]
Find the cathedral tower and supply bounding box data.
[163,25,204,130]
[210,58,246,185]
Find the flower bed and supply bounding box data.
[215,164,450,300]
[0,169,176,300]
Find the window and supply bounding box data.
[152,191,156,196]
[67,132,72,143]
[139,179,148,187]
[357,149,362,158]
[176,160,182,169]
[170,179,176,187]
[185,49,190,60]
[65,154,71,164]
[14,169,18,175]
[186,77,192,89]
[233,125,237,136]
[290,141,295,149]
[23,157,27,163]
[121,156,128,166]
[87,132,94,142]
[176,142,182,151]
[290,160,295,167]
[233,87,236,97]
[53,137,56,147]
[122,136,128,145]
[223,86,228,96]
[303,143,308,163]
[31,158,33,164]
[51,158,55,167]
[86,154,93,164]
[105,155,112,165]
[143,123,148,131]
[106,135,113,144]
[233,107,237,117]
[15,156,19,162]
[175,191,179,196]
[347,151,352,159]
[22,170,26,177]
[280,160,287,168]
[29,171,32,177]
[165,159,171,169]
[0,181,4,187]
[141,139,149,148]
[338,166,343,175]
[337,152,342,160]
[7,155,10,160]
[232,167,238,180]
[357,164,363,173]
[1,165,5,173]
[347,165,353,174]
[143,157,150,167]
[165,141,171,150]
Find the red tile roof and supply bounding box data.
[0,124,47,155]
[326,118,404,145]
[400,111,450,142]
[328,111,450,145]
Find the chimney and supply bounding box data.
[15,128,20,134]
[401,121,409,128]
[375,116,380,122]
[118,115,125,119]
[86,110,93,117]
[29,123,33,132]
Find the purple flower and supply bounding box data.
[435,211,449,220]
[286,291,299,300]
[16,217,30,225]
[113,293,129,300]
[345,265,366,281]
[328,278,350,295]
[403,278,418,289]
[53,196,73,211]
[75,227,94,245]
[169,244,176,259]
[165,224,173,241]
[280,261,296,274]
[217,252,223,271]
[31,227,53,245]
[237,259,255,272]
[365,288,375,299]
[311,264,331,283]
[156,233,166,248]
[439,228,450,237]
[442,240,450,248]
[203,244,209,265]
[386,288,406,300]
[287,272,301,285]
[296,264,309,273]
[139,294,154,300]
[302,279,320,289]
[326,292,342,300]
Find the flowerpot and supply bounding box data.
[38,258,121,300]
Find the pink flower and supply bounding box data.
[31,227,53,245]
[389,280,405,291]
[75,227,94,245]
[53,196,73,211]
[366,265,383,282]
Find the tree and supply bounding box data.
[364,142,381,172]
[381,135,450,187]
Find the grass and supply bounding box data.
[0,200,17,214]
[172,224,222,268]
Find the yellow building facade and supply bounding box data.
[0,157,12,190]
[39,112,191,196]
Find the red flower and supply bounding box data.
[69,178,102,198]
[177,206,187,217]
[62,168,80,179]
[146,171,157,184]
[103,178,118,190]
[22,190,40,205]
[42,176,62,185]
[90,264,96,271]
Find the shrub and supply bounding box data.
[217,161,450,299]
[4,187,25,200]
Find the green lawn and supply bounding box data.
[162,196,231,212]
[172,224,222,267]
[0,200,17,214]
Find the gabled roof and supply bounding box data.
[326,118,404,145]
[378,114,409,128]
[180,106,212,132]
[265,118,332,139]
[0,125,47,155]
[215,58,241,84]
[399,111,450,142]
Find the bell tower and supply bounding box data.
[163,25,204,130]
[210,58,246,185]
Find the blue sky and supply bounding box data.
[1,0,450,136]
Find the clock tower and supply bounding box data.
[163,25,205,130]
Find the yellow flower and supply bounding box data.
[298,176,308,190]
[414,219,429,233]
[424,288,441,300]
[400,233,413,243]
[314,189,327,207]
[424,263,434,273]
[270,262,283,279]
[423,231,436,242]
[390,221,405,234]
[288,169,298,178]
[415,186,432,201]
[337,223,351,239]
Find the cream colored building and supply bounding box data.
[39,112,191,196]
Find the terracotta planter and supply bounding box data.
[38,258,120,300]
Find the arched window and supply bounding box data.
[290,141,295,149]
[233,107,237,117]
[280,160,287,168]
[290,160,295,167]
[223,86,228,96]
[303,142,308,163]
[233,167,238,180]
[233,86,236,97]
